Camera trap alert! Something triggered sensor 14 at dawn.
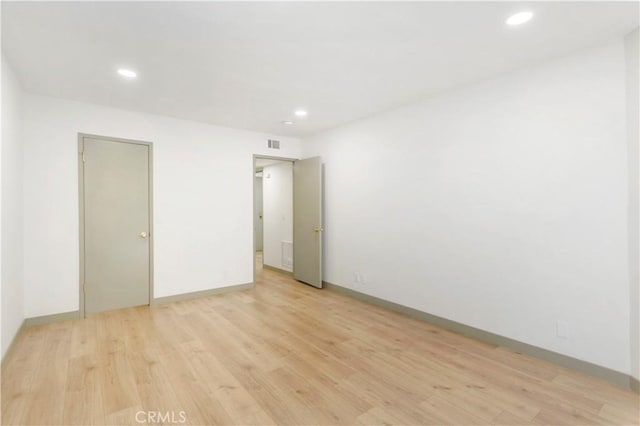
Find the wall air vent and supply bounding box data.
[267,139,280,149]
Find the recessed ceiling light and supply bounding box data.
[282,121,294,125]
[294,110,307,117]
[117,69,137,78]
[506,11,533,26]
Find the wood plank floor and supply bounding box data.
[2,258,638,425]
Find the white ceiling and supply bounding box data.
[2,2,638,137]
[255,158,290,171]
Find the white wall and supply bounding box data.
[303,40,631,374]
[1,59,3,356]
[262,162,293,271]
[1,55,25,357]
[22,94,300,318]
[625,28,640,382]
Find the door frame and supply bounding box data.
[78,133,155,318]
[252,154,298,284]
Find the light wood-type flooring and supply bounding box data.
[1,255,638,425]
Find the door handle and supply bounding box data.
[139,232,148,238]
[313,227,324,233]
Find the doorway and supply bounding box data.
[253,155,323,288]
[79,134,153,316]
[254,157,294,277]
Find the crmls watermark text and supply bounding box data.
[135,411,187,424]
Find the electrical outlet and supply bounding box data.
[556,320,569,339]
[353,273,366,284]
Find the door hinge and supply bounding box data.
[83,283,86,293]
[82,152,86,163]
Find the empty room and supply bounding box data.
[1,1,639,425]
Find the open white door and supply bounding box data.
[293,157,323,288]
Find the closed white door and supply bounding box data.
[81,135,151,315]
[293,157,323,288]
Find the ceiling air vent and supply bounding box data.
[267,139,280,149]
